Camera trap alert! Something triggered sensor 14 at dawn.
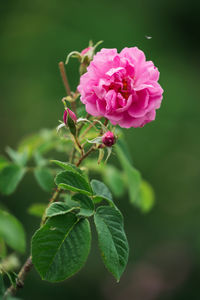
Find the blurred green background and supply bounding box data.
[1,0,200,299]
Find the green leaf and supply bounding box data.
[0,237,7,258]
[32,214,91,282]
[94,206,129,281]
[46,202,77,218]
[72,193,94,217]
[28,203,46,218]
[51,160,83,175]
[33,152,47,167]
[116,138,133,164]
[0,164,26,195]
[18,130,50,158]
[6,147,28,167]
[91,179,113,205]
[104,166,125,197]
[55,171,92,195]
[116,143,141,204]
[136,180,155,213]
[34,167,54,192]
[0,210,26,253]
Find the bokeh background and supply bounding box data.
[1,0,200,299]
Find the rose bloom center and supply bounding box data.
[107,76,133,102]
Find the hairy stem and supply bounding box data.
[59,61,76,114]
[3,256,33,299]
[4,186,61,299]
[74,136,84,157]
[76,145,96,167]
[41,187,61,226]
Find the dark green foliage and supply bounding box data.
[32,214,91,282]
[94,206,129,281]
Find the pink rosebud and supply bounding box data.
[102,131,116,147]
[78,47,164,128]
[63,108,77,124]
[80,47,93,56]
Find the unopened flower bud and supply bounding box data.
[102,131,116,147]
[80,46,93,57]
[63,108,77,124]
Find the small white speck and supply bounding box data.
[50,227,57,231]
[145,36,152,40]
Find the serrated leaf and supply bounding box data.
[46,202,77,218]
[91,179,113,205]
[51,160,83,175]
[34,167,54,192]
[94,206,129,281]
[72,194,94,217]
[0,164,26,195]
[55,171,92,195]
[0,210,26,253]
[32,214,91,282]
[28,203,46,218]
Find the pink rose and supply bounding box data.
[78,47,163,128]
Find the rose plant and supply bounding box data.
[0,41,163,299]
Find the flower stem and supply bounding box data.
[58,61,76,114]
[74,136,84,156]
[76,145,96,167]
[4,188,61,299]
[41,187,61,226]
[3,256,33,299]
